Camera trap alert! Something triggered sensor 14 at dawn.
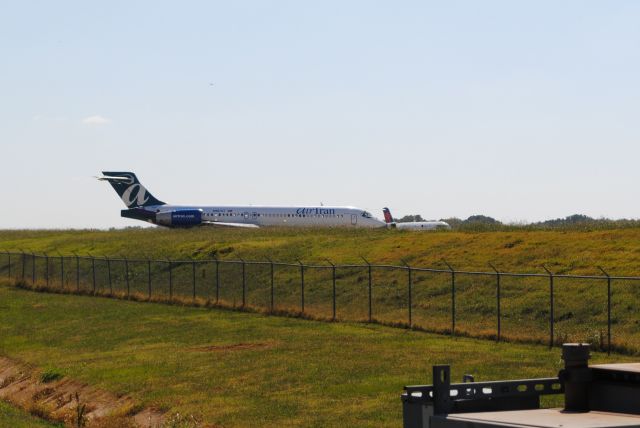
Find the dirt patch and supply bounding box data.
[0,356,165,427]
[190,342,275,352]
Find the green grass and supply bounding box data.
[0,285,635,427]
[0,400,62,427]
[2,226,640,274]
[39,368,64,383]
[2,228,640,352]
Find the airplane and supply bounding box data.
[382,207,450,230]
[98,171,387,228]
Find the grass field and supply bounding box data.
[0,284,634,427]
[1,227,640,274]
[2,228,640,352]
[0,400,61,427]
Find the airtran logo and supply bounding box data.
[121,184,150,207]
[296,208,336,215]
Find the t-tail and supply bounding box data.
[98,171,166,208]
[382,207,394,224]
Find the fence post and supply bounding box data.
[297,259,304,313]
[5,251,10,280]
[106,256,112,295]
[489,262,501,342]
[543,266,554,348]
[20,250,25,281]
[59,253,64,288]
[30,251,36,285]
[325,259,336,321]
[215,257,220,304]
[267,257,274,313]
[45,253,49,287]
[123,256,130,298]
[598,266,612,355]
[192,258,196,301]
[362,257,373,323]
[444,260,455,336]
[90,254,96,294]
[147,258,152,300]
[73,252,79,291]
[402,260,412,328]
[168,259,173,301]
[239,257,246,307]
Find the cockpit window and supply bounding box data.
[362,211,372,218]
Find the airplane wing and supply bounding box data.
[202,221,260,228]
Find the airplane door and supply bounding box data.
[243,212,251,223]
[351,214,357,225]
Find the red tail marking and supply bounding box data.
[383,208,393,224]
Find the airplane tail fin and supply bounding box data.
[382,207,394,224]
[99,171,166,208]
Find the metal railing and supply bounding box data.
[2,250,639,354]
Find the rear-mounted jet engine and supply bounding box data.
[155,209,203,227]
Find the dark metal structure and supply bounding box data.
[402,343,640,427]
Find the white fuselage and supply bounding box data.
[394,221,451,230]
[148,205,386,228]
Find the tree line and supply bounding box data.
[395,213,640,231]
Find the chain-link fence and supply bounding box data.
[2,250,638,354]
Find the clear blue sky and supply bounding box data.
[1,1,639,228]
